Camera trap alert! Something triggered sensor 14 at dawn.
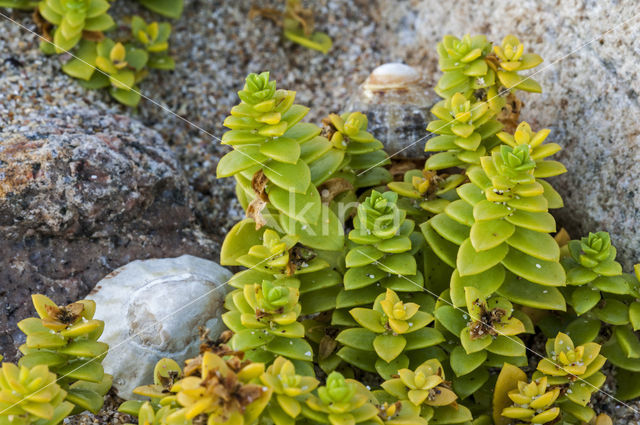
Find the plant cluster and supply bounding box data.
[250,0,333,54]
[434,34,542,116]
[200,34,635,424]
[141,37,629,421]
[0,0,182,106]
[0,362,74,425]
[494,331,607,424]
[0,295,111,425]
[3,32,640,425]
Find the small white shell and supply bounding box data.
[363,63,421,91]
[88,255,232,399]
[346,63,437,159]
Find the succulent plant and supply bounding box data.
[554,232,640,400]
[531,333,606,423]
[233,229,331,276]
[432,286,530,400]
[562,231,630,314]
[380,359,473,424]
[38,0,115,52]
[435,34,543,104]
[282,0,332,54]
[17,295,111,414]
[168,351,271,425]
[222,276,315,370]
[131,16,175,70]
[435,34,494,100]
[118,358,186,425]
[425,92,503,169]
[222,222,344,318]
[52,6,175,107]
[387,168,465,219]
[219,229,331,370]
[0,363,74,425]
[461,287,526,356]
[218,72,331,232]
[492,35,543,94]
[320,112,391,189]
[423,121,568,312]
[337,191,425,313]
[62,38,149,107]
[536,332,605,379]
[130,358,183,400]
[570,232,620,272]
[434,33,543,134]
[602,296,640,400]
[336,289,443,379]
[382,359,455,406]
[17,37,637,425]
[93,39,148,106]
[260,356,319,425]
[501,376,560,424]
[302,372,379,425]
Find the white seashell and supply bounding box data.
[363,63,421,91]
[346,63,438,159]
[88,255,232,399]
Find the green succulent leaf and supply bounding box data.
[138,0,183,18]
[453,367,489,400]
[457,238,508,276]
[335,328,376,351]
[497,272,566,311]
[501,248,566,286]
[373,335,406,363]
[450,346,487,376]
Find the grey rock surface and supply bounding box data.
[87,255,232,399]
[0,103,218,362]
[346,63,438,159]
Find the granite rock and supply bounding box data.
[0,105,218,361]
[88,255,232,399]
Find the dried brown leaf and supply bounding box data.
[389,160,423,179]
[318,178,353,204]
[320,116,337,140]
[318,335,337,360]
[45,302,84,325]
[82,30,105,42]
[247,198,267,230]
[497,92,523,134]
[32,9,52,42]
[284,0,315,35]
[247,170,269,229]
